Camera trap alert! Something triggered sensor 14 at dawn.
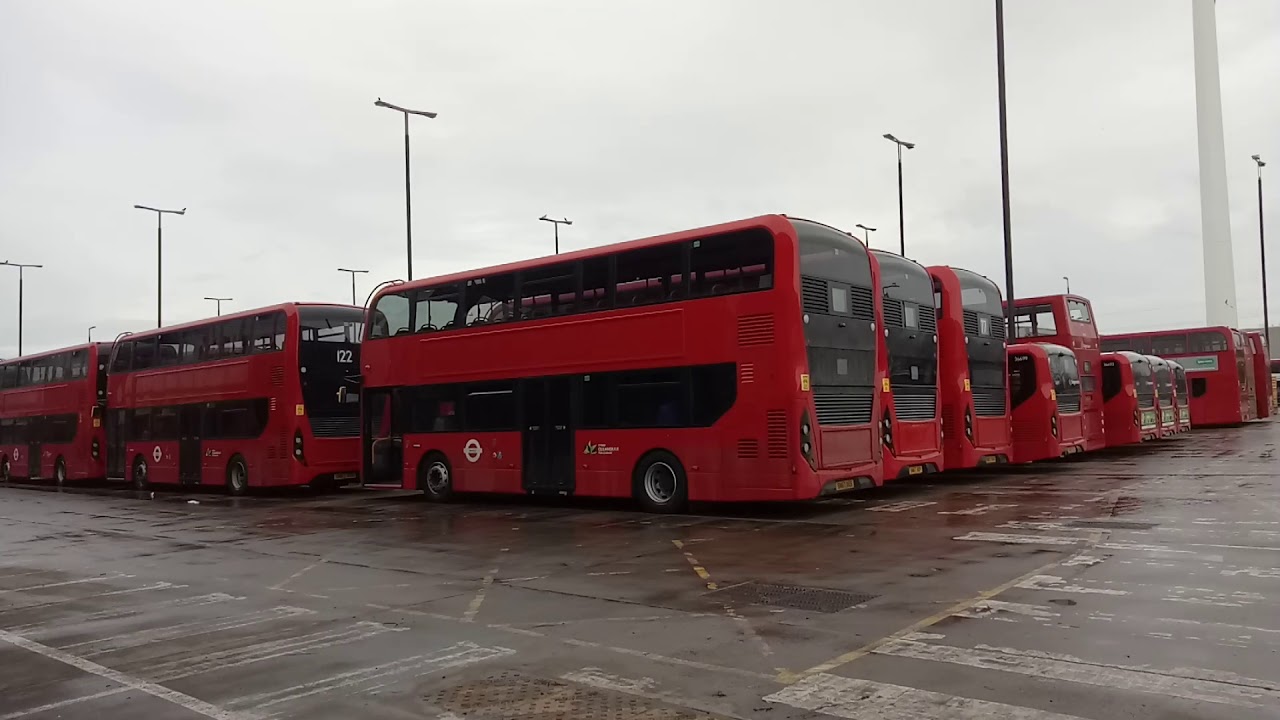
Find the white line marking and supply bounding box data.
[463,570,497,622]
[0,628,250,720]
[229,641,514,710]
[9,591,238,634]
[269,560,323,591]
[765,673,1088,719]
[561,667,656,693]
[1017,575,1130,596]
[0,688,127,720]
[871,500,937,513]
[151,622,405,681]
[0,573,131,595]
[1062,555,1104,567]
[65,606,315,656]
[955,600,1061,622]
[938,503,1017,516]
[955,532,1082,545]
[875,640,1280,709]
[1222,567,1280,578]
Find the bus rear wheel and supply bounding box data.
[419,452,453,503]
[54,457,67,486]
[633,450,688,514]
[226,456,249,496]
[132,457,149,491]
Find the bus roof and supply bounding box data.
[374,214,803,300]
[118,302,360,341]
[1103,325,1234,338]
[1012,293,1093,308]
[0,342,111,367]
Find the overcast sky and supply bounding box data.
[1,0,1276,357]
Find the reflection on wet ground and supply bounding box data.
[0,422,1277,719]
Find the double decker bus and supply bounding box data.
[1010,295,1104,451]
[871,251,942,479]
[1007,343,1085,464]
[928,265,1009,469]
[1168,360,1192,431]
[1246,332,1271,419]
[106,303,363,493]
[1101,327,1254,426]
[1147,355,1176,437]
[361,215,884,512]
[0,343,111,483]
[1099,352,1142,446]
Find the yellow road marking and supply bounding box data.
[672,540,717,591]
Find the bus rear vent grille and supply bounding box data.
[270,366,285,387]
[918,306,937,332]
[1057,394,1081,414]
[963,310,982,336]
[801,277,829,314]
[972,388,1007,417]
[310,415,360,438]
[892,390,937,420]
[940,402,957,439]
[740,363,755,384]
[882,299,905,327]
[850,286,875,321]
[737,314,774,346]
[766,410,788,458]
[737,439,759,459]
[813,392,873,426]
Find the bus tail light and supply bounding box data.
[1133,409,1139,427]
[881,410,894,450]
[293,430,305,462]
[964,406,973,443]
[1050,414,1059,438]
[91,437,100,460]
[800,410,816,471]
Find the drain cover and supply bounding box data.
[710,582,874,613]
[425,672,725,719]
[1069,519,1157,530]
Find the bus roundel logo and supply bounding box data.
[152,446,162,463]
[463,439,482,463]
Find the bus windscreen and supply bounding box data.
[298,307,364,438]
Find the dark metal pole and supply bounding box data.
[1260,166,1270,356]
[996,0,1017,340]
[17,267,24,357]
[156,213,163,328]
[554,223,560,255]
[403,111,413,281]
[896,144,906,256]
[351,273,358,306]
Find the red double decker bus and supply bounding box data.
[1007,343,1085,464]
[106,303,364,493]
[0,343,111,484]
[1099,352,1142,446]
[928,265,1009,469]
[361,215,884,512]
[1010,295,1104,452]
[1100,327,1254,426]
[1246,332,1271,419]
[871,251,942,479]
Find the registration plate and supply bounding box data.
[334,472,358,480]
[981,455,998,465]
[833,479,856,492]
[907,465,924,476]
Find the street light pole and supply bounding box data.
[133,205,186,328]
[1254,154,1269,357]
[88,326,96,343]
[855,223,877,247]
[995,0,1017,341]
[374,98,438,281]
[0,261,42,356]
[539,216,573,254]
[883,134,915,256]
[338,268,370,306]
[203,296,232,316]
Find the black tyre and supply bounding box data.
[0,456,10,482]
[419,452,453,502]
[132,456,149,491]
[54,456,68,486]
[632,450,688,513]
[226,455,249,496]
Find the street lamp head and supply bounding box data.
[902,141,916,150]
[856,223,877,232]
[883,133,897,142]
[375,98,437,119]
[1253,154,1266,168]
[337,267,370,274]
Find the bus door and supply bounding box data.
[363,389,402,487]
[522,377,575,494]
[178,406,202,485]
[27,438,41,479]
[106,410,127,479]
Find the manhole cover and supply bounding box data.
[709,582,874,613]
[1069,519,1157,530]
[425,672,724,719]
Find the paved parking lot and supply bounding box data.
[1,422,1278,719]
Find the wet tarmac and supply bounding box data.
[1,422,1277,719]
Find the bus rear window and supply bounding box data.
[1189,331,1227,353]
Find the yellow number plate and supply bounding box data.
[833,479,856,492]
[908,465,924,475]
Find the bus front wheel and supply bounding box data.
[132,457,149,491]
[633,450,688,514]
[54,456,67,486]
[226,456,249,497]
[419,452,453,503]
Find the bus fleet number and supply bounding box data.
[336,349,354,363]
